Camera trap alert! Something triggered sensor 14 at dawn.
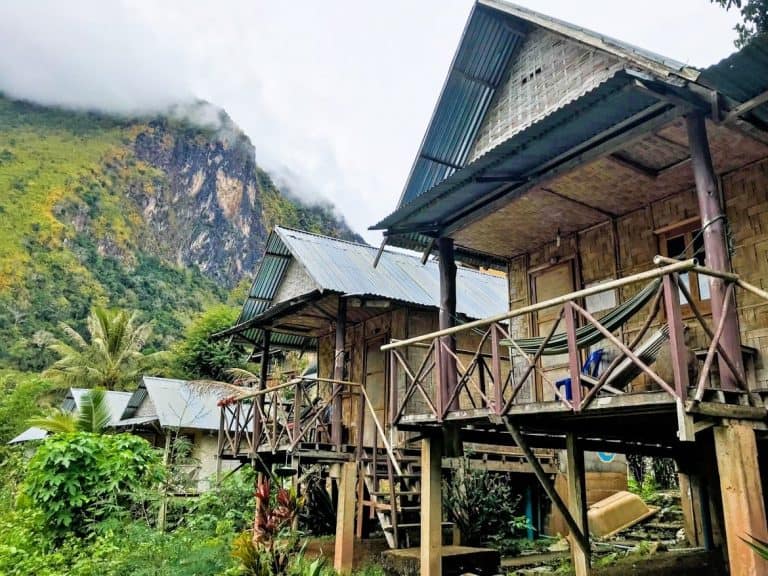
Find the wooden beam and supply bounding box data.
[608,153,658,179]
[421,435,443,576]
[541,188,615,218]
[566,433,591,576]
[334,461,357,574]
[502,419,590,555]
[724,89,768,123]
[714,423,768,576]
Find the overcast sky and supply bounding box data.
[0,1,740,243]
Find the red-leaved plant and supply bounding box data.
[233,479,304,576]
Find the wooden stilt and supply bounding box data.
[334,461,358,574]
[333,297,347,448]
[421,434,442,576]
[713,423,768,576]
[565,433,591,576]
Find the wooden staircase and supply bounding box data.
[360,446,452,549]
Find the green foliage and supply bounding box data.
[44,307,169,390]
[713,0,768,47]
[172,304,247,381]
[443,457,529,549]
[28,387,112,434]
[0,371,55,444]
[23,432,164,536]
[186,467,257,533]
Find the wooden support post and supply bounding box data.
[663,274,695,441]
[334,461,358,574]
[421,434,443,576]
[686,113,744,391]
[438,237,458,412]
[255,330,271,445]
[564,303,583,408]
[566,433,591,576]
[333,297,347,448]
[713,423,768,576]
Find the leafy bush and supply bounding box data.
[172,305,247,381]
[23,432,164,536]
[443,457,528,548]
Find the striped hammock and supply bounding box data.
[500,279,662,356]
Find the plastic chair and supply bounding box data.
[556,349,603,400]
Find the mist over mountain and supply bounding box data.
[0,95,362,371]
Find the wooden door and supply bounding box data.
[363,336,387,447]
[532,262,576,401]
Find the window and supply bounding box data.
[659,221,711,313]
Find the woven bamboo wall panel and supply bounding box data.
[724,157,768,386]
[469,29,622,161]
[578,222,615,286]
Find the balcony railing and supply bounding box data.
[384,257,765,430]
[218,375,402,475]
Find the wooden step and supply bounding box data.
[373,504,422,512]
[384,521,453,532]
[371,490,420,497]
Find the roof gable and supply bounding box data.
[393,0,697,214]
[227,227,510,343]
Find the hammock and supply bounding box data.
[500,278,661,356]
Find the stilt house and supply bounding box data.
[218,227,569,564]
[372,2,768,575]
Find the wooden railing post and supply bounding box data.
[389,350,398,429]
[490,324,503,414]
[293,379,302,444]
[434,338,444,421]
[662,274,690,399]
[564,303,582,409]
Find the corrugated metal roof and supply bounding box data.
[481,0,693,75]
[399,4,524,207]
[698,35,768,127]
[134,377,221,431]
[234,232,309,350]
[374,70,667,234]
[8,426,48,444]
[275,227,508,319]
[393,0,697,218]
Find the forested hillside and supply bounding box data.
[0,96,361,372]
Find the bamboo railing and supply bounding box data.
[385,258,763,426]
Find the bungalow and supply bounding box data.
[372,2,768,575]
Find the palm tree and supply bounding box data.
[44,307,168,390]
[28,388,112,434]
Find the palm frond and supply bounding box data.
[741,534,768,560]
[187,379,251,398]
[225,367,260,386]
[77,388,112,433]
[28,410,77,434]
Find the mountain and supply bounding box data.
[0,96,362,371]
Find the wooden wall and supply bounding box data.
[505,156,768,391]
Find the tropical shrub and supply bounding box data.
[443,457,528,548]
[23,432,164,536]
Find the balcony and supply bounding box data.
[385,257,767,447]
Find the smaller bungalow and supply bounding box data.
[116,376,239,492]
